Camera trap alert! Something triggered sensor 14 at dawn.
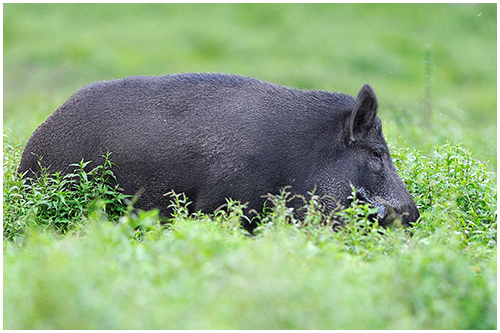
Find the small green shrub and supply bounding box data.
[3,137,130,241]
[392,142,497,249]
[3,132,27,240]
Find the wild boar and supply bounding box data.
[18,73,419,231]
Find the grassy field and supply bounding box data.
[3,3,497,329]
[3,141,497,329]
[4,3,497,167]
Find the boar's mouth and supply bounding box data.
[354,188,411,228]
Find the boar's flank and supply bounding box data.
[18,73,419,231]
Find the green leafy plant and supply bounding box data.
[392,143,497,248]
[3,140,130,241]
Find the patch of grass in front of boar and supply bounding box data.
[3,136,131,242]
[4,207,496,329]
[391,142,497,254]
[3,135,497,329]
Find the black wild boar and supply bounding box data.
[18,73,419,231]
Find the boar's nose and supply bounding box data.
[355,189,419,228]
[402,201,420,226]
[378,200,420,227]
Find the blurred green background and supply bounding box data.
[3,3,497,169]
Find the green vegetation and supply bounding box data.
[3,3,497,330]
[3,136,496,329]
[3,145,129,240]
[3,3,496,168]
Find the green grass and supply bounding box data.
[3,4,497,330]
[3,136,497,329]
[3,218,496,329]
[3,3,497,168]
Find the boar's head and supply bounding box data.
[315,84,419,227]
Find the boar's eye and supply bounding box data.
[372,149,383,162]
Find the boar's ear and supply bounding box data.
[348,84,379,143]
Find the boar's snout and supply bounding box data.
[374,197,420,228]
[354,188,419,228]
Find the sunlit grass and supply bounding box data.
[3,4,497,329]
[3,135,496,329]
[3,3,496,167]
